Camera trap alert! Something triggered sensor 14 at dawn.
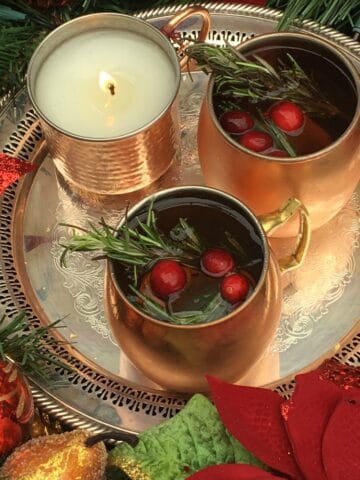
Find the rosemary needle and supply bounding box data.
[186,43,340,118]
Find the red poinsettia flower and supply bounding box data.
[187,360,360,480]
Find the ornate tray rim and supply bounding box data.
[1,2,360,435]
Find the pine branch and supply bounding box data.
[0,312,70,379]
[268,0,360,32]
[0,23,47,95]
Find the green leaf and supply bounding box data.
[107,394,266,480]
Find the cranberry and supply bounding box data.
[269,101,305,134]
[220,273,250,304]
[268,149,289,158]
[150,260,187,299]
[219,110,254,135]
[201,248,235,278]
[238,130,273,153]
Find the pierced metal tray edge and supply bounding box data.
[0,2,359,436]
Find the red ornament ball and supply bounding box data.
[269,101,305,134]
[0,417,22,456]
[268,149,289,158]
[220,273,250,304]
[201,249,235,278]
[150,260,187,299]
[238,130,273,153]
[219,110,255,135]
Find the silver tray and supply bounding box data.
[1,3,360,436]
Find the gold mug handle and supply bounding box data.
[161,7,211,70]
[258,198,311,273]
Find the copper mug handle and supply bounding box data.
[161,7,211,70]
[259,198,311,273]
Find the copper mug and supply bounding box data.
[27,8,210,197]
[198,32,360,237]
[105,186,310,392]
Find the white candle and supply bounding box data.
[34,29,177,138]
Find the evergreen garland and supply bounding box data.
[0,0,360,95]
[268,0,360,33]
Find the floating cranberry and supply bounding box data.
[238,130,273,153]
[150,260,187,299]
[201,248,235,278]
[220,273,250,304]
[219,110,255,135]
[268,149,289,158]
[269,101,305,134]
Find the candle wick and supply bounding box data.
[108,83,115,96]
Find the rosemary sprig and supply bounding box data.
[0,312,70,379]
[60,206,204,285]
[60,204,252,325]
[130,286,227,325]
[257,110,297,157]
[186,43,340,118]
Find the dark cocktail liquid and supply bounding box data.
[114,196,265,322]
[215,46,357,156]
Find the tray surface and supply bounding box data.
[1,3,360,435]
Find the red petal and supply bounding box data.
[318,358,360,390]
[282,369,343,480]
[207,375,302,479]
[186,464,282,479]
[0,153,36,195]
[322,391,360,480]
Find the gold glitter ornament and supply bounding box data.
[0,430,107,479]
[107,456,151,480]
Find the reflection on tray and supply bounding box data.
[270,192,360,353]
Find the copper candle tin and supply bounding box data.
[27,9,210,196]
[198,32,360,237]
[106,186,310,392]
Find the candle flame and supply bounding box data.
[98,71,116,96]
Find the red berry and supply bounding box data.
[268,149,289,158]
[150,260,187,299]
[201,248,235,278]
[219,110,254,135]
[269,101,305,133]
[220,273,250,304]
[238,130,273,153]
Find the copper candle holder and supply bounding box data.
[27,9,210,197]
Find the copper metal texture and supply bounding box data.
[198,32,360,237]
[0,3,359,435]
[27,9,210,196]
[106,187,309,392]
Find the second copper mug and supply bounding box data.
[105,186,310,392]
[198,32,360,237]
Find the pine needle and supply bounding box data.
[0,312,70,379]
[0,23,46,95]
[268,0,360,32]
